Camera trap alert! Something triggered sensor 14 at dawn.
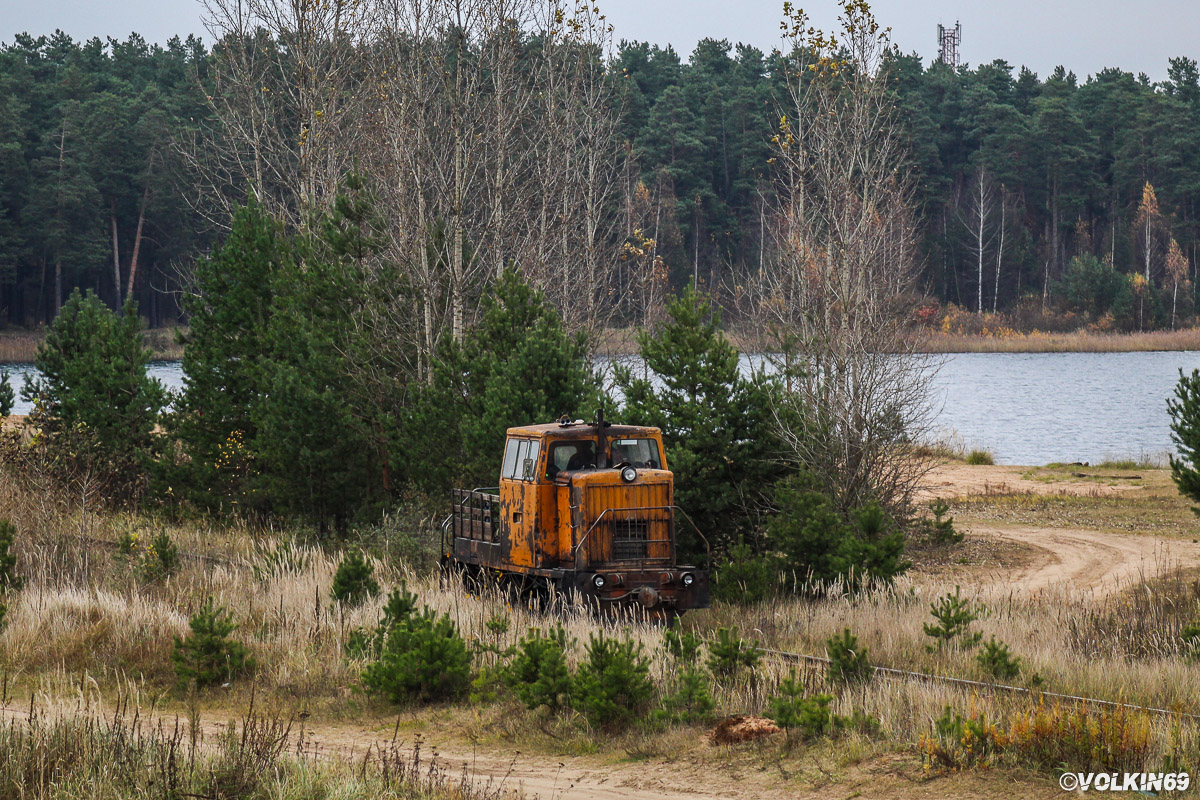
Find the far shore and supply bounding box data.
[5,325,1200,364]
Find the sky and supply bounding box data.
[3,0,1199,83]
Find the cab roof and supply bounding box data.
[506,422,662,439]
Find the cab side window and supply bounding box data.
[502,438,541,481]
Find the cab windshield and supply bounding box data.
[609,438,662,469]
[546,440,596,478]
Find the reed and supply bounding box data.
[924,328,1200,353]
[0,327,184,364]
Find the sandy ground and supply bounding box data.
[917,463,1149,502]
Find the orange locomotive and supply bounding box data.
[444,412,710,615]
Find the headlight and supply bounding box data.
[593,573,606,589]
[681,572,695,587]
[620,466,637,483]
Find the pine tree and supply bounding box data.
[23,289,165,501]
[252,173,399,529]
[330,550,380,608]
[615,288,783,557]
[1168,368,1200,511]
[0,371,13,417]
[172,598,255,689]
[409,268,597,493]
[168,199,285,510]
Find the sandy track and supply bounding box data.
[966,524,1200,596]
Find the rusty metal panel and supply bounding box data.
[578,475,672,567]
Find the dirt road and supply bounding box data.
[959,524,1200,596]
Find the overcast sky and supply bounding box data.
[4,0,1198,83]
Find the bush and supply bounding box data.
[712,539,776,604]
[920,702,1152,774]
[924,586,982,650]
[360,585,471,704]
[965,449,994,466]
[173,598,255,689]
[573,633,654,731]
[0,520,22,592]
[138,531,180,583]
[658,668,715,725]
[330,550,379,608]
[977,637,1021,680]
[924,499,963,545]
[506,627,573,711]
[0,371,13,417]
[768,476,909,589]
[826,629,871,686]
[706,626,761,679]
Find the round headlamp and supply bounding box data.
[681,572,695,587]
[593,573,606,589]
[620,466,638,483]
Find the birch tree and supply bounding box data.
[750,0,934,513]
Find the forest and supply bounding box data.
[2,19,1200,332]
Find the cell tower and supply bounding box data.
[937,21,962,68]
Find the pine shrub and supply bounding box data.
[706,626,761,679]
[658,668,715,725]
[712,540,776,604]
[0,520,22,592]
[330,550,379,608]
[573,633,654,731]
[767,671,835,741]
[138,531,180,583]
[0,371,13,417]
[977,637,1021,680]
[662,626,703,664]
[173,599,255,689]
[360,585,470,704]
[0,597,6,633]
[924,499,963,545]
[924,586,982,650]
[506,626,573,711]
[826,629,871,686]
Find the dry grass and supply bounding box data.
[0,327,184,364]
[923,328,1200,353]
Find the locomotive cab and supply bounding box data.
[446,415,710,614]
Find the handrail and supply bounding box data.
[572,505,675,570]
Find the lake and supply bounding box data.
[4,352,1200,466]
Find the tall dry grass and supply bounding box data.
[924,328,1200,353]
[0,694,516,800]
